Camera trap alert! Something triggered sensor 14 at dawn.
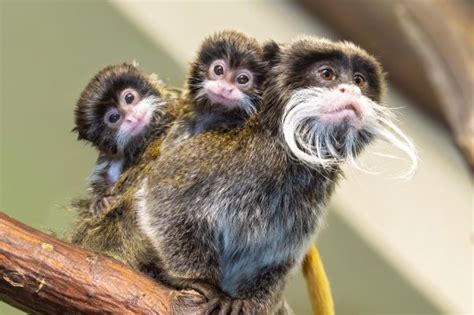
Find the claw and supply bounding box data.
[218,299,232,315]
[229,300,243,315]
[89,195,118,215]
[186,282,219,301]
[203,298,221,315]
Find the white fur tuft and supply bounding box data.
[115,95,163,151]
[282,87,418,178]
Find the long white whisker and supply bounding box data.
[281,87,418,177]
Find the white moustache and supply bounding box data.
[281,87,418,178]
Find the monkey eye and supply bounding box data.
[125,93,134,104]
[318,67,336,81]
[121,88,139,106]
[235,70,253,88]
[214,65,224,76]
[209,60,227,79]
[104,108,122,127]
[353,73,367,87]
[237,74,249,84]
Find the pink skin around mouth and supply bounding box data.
[206,90,241,108]
[122,111,152,136]
[320,103,362,124]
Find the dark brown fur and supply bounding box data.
[173,30,267,139]
[73,63,180,214]
[70,37,386,314]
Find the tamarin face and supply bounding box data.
[263,37,417,175]
[74,64,162,156]
[188,30,267,115]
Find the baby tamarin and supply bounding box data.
[133,37,417,314]
[165,30,267,147]
[73,63,174,214]
[70,31,267,259]
[74,31,266,215]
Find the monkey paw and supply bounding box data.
[202,297,254,315]
[89,195,118,216]
[186,282,257,315]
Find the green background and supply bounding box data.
[0,2,441,314]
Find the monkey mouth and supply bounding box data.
[123,112,152,136]
[207,91,240,108]
[320,103,362,124]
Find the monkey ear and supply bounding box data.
[71,127,85,140]
[263,41,281,67]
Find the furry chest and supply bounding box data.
[215,208,303,296]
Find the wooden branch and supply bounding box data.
[0,212,204,314]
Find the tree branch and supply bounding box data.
[0,212,204,314]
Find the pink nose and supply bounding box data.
[338,84,360,95]
[217,82,234,96]
[125,114,141,124]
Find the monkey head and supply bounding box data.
[74,63,164,157]
[262,37,417,175]
[187,30,267,116]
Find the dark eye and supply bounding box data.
[125,93,134,104]
[353,73,367,87]
[104,109,121,126]
[236,74,249,85]
[319,68,336,81]
[108,113,120,123]
[214,64,224,76]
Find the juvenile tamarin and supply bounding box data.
[73,63,175,214]
[133,37,417,314]
[165,30,267,146]
[70,31,268,261]
[74,31,266,214]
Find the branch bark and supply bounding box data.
[0,212,204,314]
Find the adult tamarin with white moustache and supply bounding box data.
[71,33,336,315]
[134,36,417,314]
[73,63,178,215]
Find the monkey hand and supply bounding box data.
[89,192,118,216]
[184,282,262,315]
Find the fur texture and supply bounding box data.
[132,37,406,314]
[73,63,179,214]
[70,36,417,315]
[182,30,267,136]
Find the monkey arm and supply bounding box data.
[86,155,122,215]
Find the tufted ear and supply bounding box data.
[71,127,85,140]
[262,40,282,67]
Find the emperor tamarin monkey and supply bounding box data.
[75,31,266,213]
[134,36,417,314]
[165,30,267,148]
[73,63,175,214]
[70,31,268,264]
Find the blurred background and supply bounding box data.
[0,1,472,314]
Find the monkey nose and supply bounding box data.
[125,115,140,124]
[216,82,234,95]
[338,84,361,95]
